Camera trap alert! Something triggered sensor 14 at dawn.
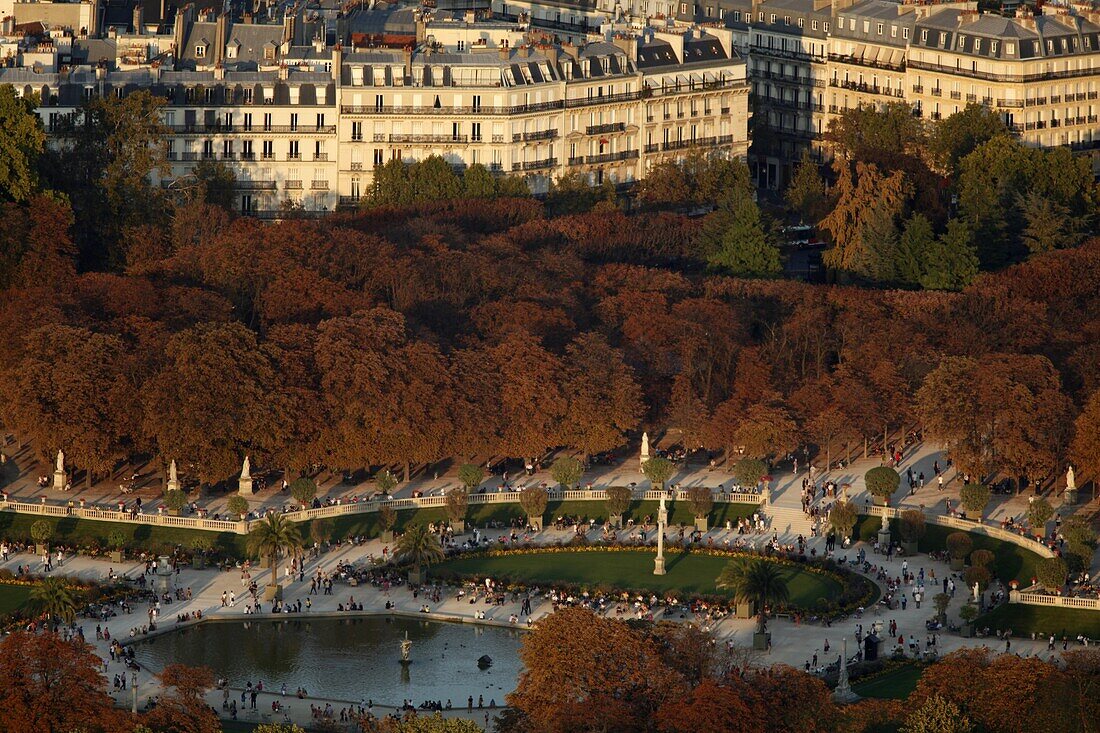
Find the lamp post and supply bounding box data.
[131,671,138,715]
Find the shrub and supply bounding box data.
[962,565,992,593]
[829,501,858,539]
[732,458,768,488]
[550,457,584,491]
[605,486,632,517]
[1035,557,1068,591]
[165,489,187,512]
[946,531,972,561]
[189,536,214,554]
[375,469,398,494]
[457,464,484,491]
[958,604,979,625]
[898,509,926,543]
[290,478,317,506]
[108,530,126,550]
[959,484,992,516]
[30,520,52,543]
[969,549,995,568]
[227,495,249,518]
[642,457,676,490]
[687,487,714,518]
[865,467,900,503]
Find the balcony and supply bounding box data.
[182,152,199,161]
[235,180,277,191]
[337,196,360,208]
[314,153,329,161]
[350,162,363,170]
[586,150,639,164]
[912,85,924,93]
[1051,95,1062,103]
[721,107,730,114]
[311,181,329,190]
[966,93,977,102]
[644,143,659,153]
[285,180,303,190]
[568,156,585,166]
[996,98,1024,108]
[512,157,557,171]
[827,52,905,72]
[586,122,625,135]
[166,152,178,160]
[513,129,558,142]
[240,151,255,160]
[389,134,468,144]
[931,88,942,97]
[166,124,336,134]
[829,79,904,98]
[288,152,301,160]
[949,91,961,100]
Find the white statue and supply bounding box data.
[169,459,178,483]
[658,494,666,515]
[972,582,980,603]
[1067,465,1076,492]
[881,511,890,532]
[241,456,251,480]
[640,432,650,462]
[55,450,64,473]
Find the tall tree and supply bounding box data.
[560,333,643,459]
[144,664,221,733]
[0,85,45,202]
[1071,390,1100,485]
[919,219,978,291]
[1019,191,1085,254]
[784,150,828,224]
[706,199,782,277]
[927,103,1009,175]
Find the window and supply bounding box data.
[290,113,298,131]
[758,11,764,21]
[1006,43,1015,55]
[823,21,829,32]
[811,19,818,29]
[262,140,273,159]
[974,38,981,52]
[316,113,325,129]
[769,13,776,24]
[850,18,856,30]
[195,45,206,58]
[243,112,252,130]
[289,141,300,159]
[784,15,790,25]
[876,23,883,35]
[263,113,272,131]
[243,88,253,104]
[471,122,481,141]
[680,3,687,14]
[903,27,909,39]
[1047,40,1053,53]
[351,121,362,141]
[891,25,897,38]
[733,10,740,21]
[797,17,803,27]
[863,20,870,33]
[373,149,383,166]
[921,29,928,42]
[991,40,998,53]
[264,46,275,61]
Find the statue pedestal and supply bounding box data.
[238,477,254,495]
[653,555,666,575]
[166,477,180,493]
[52,470,66,491]
[1065,489,1078,506]
[877,528,891,552]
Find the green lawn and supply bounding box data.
[430,549,841,610]
[0,512,246,556]
[854,515,1043,585]
[0,583,31,616]
[977,603,1100,639]
[852,663,922,700]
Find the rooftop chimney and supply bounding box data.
[132,5,143,35]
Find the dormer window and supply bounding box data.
[974,38,981,52]
[195,44,206,58]
[1006,42,1015,55]
[991,40,998,53]
[264,45,276,60]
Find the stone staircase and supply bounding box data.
[765,504,814,539]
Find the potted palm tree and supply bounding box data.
[246,513,304,601]
[445,488,469,534]
[108,530,126,563]
[687,487,714,532]
[378,505,398,544]
[605,486,632,529]
[30,520,52,556]
[394,523,445,585]
[29,577,79,624]
[717,558,790,650]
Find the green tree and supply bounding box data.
[969,549,994,569]
[375,468,398,494]
[378,505,398,535]
[899,509,927,544]
[457,463,485,491]
[410,156,462,200]
[495,174,531,198]
[946,532,972,563]
[463,163,498,198]
[828,102,926,169]
[29,520,51,545]
[393,523,445,577]
[519,486,549,521]
[706,199,782,277]
[29,578,80,624]
[1062,517,1097,574]
[902,694,973,733]
[1019,191,1085,254]
[733,458,769,488]
[865,466,901,504]
[687,486,714,519]
[246,513,304,593]
[165,488,187,512]
[49,90,169,266]
[920,218,978,291]
[895,213,935,286]
[445,488,469,525]
[0,85,45,202]
[860,204,901,282]
[367,158,411,206]
[642,456,676,490]
[716,558,790,633]
[289,477,317,506]
[784,150,828,224]
[192,159,237,211]
[546,172,603,216]
[395,713,482,732]
[550,456,584,491]
[928,103,1009,174]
